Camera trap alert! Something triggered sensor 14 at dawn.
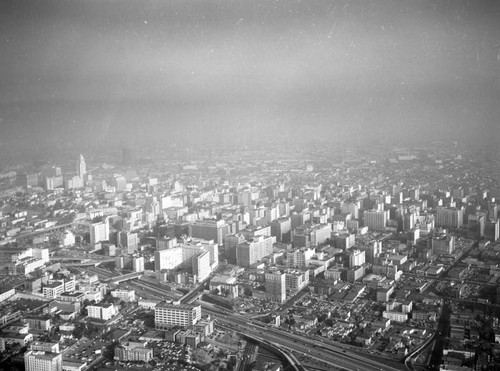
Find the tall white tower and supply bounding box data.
[77,154,86,178]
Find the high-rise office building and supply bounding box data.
[403,212,416,231]
[488,204,499,220]
[154,247,183,271]
[189,219,230,245]
[119,231,139,253]
[407,228,420,245]
[154,239,216,279]
[132,256,144,272]
[115,254,137,270]
[286,247,315,268]
[236,235,276,267]
[468,214,485,239]
[90,219,110,245]
[237,190,253,207]
[341,202,360,219]
[291,210,311,229]
[45,176,63,190]
[436,207,464,228]
[265,271,286,303]
[485,219,499,242]
[223,234,246,264]
[431,234,455,255]
[349,249,366,268]
[192,251,210,281]
[363,209,389,231]
[77,154,86,178]
[186,239,219,268]
[270,217,292,243]
[285,269,309,292]
[360,240,382,264]
[292,223,331,248]
[278,200,290,217]
[64,175,83,190]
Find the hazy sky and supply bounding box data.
[0,0,499,149]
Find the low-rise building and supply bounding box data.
[0,333,33,352]
[87,303,116,321]
[111,289,136,302]
[62,359,87,371]
[209,275,238,298]
[114,341,153,362]
[24,316,52,331]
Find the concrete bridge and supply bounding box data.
[105,271,144,284]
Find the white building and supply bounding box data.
[90,219,110,245]
[62,231,75,247]
[285,269,310,292]
[132,256,144,272]
[43,282,65,299]
[62,359,86,371]
[32,247,50,263]
[236,235,276,267]
[192,250,210,282]
[154,302,201,329]
[87,303,116,320]
[114,342,153,362]
[209,275,238,298]
[286,247,315,268]
[111,289,136,302]
[24,350,62,371]
[154,247,183,271]
[349,250,366,268]
[0,288,15,303]
[76,154,86,178]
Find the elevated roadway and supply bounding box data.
[97,273,404,371]
[204,307,400,371]
[105,271,144,284]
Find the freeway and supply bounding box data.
[73,265,405,370]
[55,254,115,267]
[97,272,403,371]
[13,222,73,242]
[106,271,143,283]
[203,307,401,371]
[128,279,182,301]
[237,341,258,371]
[403,328,437,371]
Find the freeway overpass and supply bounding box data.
[240,333,304,371]
[54,257,115,267]
[179,276,213,304]
[206,307,397,371]
[114,273,400,371]
[105,271,144,284]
